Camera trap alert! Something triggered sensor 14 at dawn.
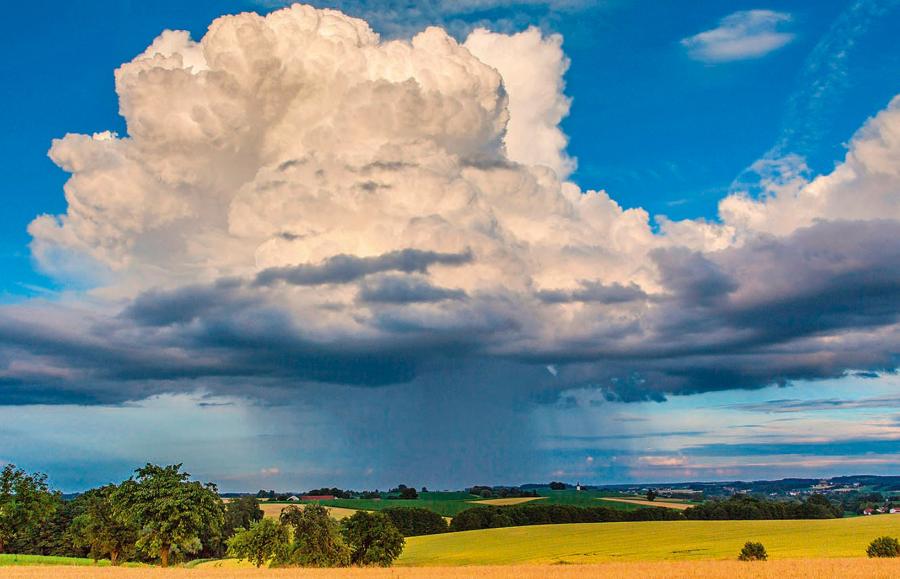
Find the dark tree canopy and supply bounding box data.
[341,511,404,566]
[70,485,137,565]
[0,464,58,554]
[280,504,350,567]
[382,507,448,536]
[225,495,264,536]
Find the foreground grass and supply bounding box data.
[0,555,111,567]
[397,516,900,565]
[1,559,899,578]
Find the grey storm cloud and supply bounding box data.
[253,249,473,287]
[3,219,898,405]
[357,275,468,304]
[536,281,648,304]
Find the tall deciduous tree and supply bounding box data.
[341,511,404,566]
[70,485,137,565]
[114,464,224,567]
[279,504,350,567]
[0,464,57,554]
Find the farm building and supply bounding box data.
[301,494,336,501]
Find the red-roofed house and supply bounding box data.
[302,495,336,501]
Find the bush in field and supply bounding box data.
[70,485,137,565]
[866,536,900,558]
[738,541,767,561]
[382,507,448,536]
[341,511,404,566]
[114,463,224,567]
[227,518,289,568]
[646,489,658,501]
[279,504,350,567]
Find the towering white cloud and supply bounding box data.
[4,3,900,409]
[464,26,575,178]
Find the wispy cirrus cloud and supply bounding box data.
[729,394,900,414]
[681,10,795,63]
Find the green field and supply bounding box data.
[396,516,900,566]
[300,491,484,517]
[535,489,645,510]
[304,490,644,517]
[0,554,108,567]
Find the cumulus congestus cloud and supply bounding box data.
[3,3,900,409]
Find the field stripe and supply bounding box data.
[597,497,692,510]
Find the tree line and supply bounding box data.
[450,494,844,532]
[0,463,404,567]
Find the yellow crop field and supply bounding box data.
[397,516,900,566]
[1,559,899,578]
[468,497,548,506]
[597,497,692,510]
[258,503,359,520]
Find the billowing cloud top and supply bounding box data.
[3,4,899,407]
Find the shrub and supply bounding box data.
[866,536,900,558]
[738,541,767,561]
[382,507,448,536]
[341,511,404,566]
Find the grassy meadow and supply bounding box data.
[396,515,900,565]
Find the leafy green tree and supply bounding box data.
[738,541,768,561]
[0,464,58,554]
[646,489,658,501]
[227,518,289,568]
[279,504,350,567]
[341,511,404,566]
[70,485,137,565]
[114,464,224,567]
[225,496,264,536]
[867,536,900,558]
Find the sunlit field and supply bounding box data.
[396,516,900,565]
[597,497,693,510]
[257,502,359,520]
[1,559,899,578]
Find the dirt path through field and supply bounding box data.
[3,559,899,578]
[597,497,692,510]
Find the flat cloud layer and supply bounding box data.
[3,3,900,410]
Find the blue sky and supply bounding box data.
[0,0,899,491]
